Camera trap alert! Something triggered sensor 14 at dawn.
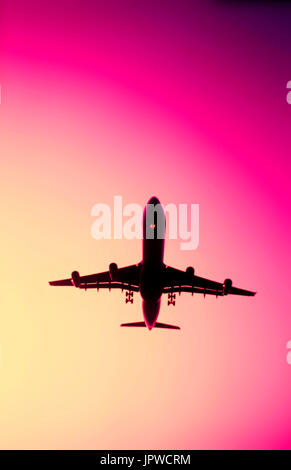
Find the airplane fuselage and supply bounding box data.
[140,197,165,329]
[49,196,256,331]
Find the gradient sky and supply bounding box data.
[0,0,291,449]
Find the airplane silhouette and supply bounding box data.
[49,197,256,330]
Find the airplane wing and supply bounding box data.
[162,266,256,297]
[49,264,140,291]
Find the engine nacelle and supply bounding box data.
[109,263,118,281]
[186,266,195,278]
[71,271,80,288]
[223,278,232,295]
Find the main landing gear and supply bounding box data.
[167,293,176,306]
[125,290,134,304]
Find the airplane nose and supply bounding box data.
[147,196,160,206]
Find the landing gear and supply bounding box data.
[167,293,176,306]
[125,290,134,304]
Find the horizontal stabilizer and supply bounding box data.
[154,322,180,330]
[120,322,147,327]
[120,321,180,330]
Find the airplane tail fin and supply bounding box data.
[120,321,180,330]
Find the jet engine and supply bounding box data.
[223,278,232,295]
[109,263,118,281]
[186,266,195,278]
[71,271,80,288]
